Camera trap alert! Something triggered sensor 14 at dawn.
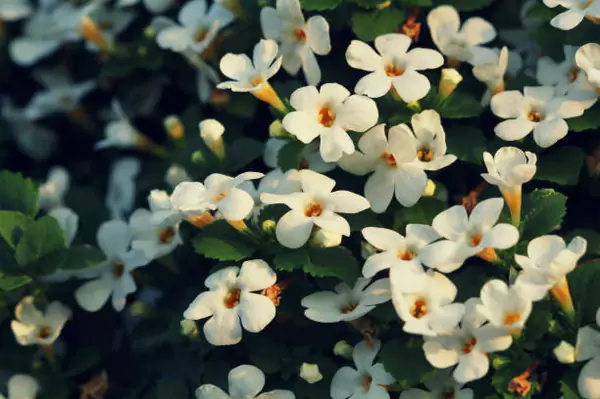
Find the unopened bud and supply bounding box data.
[269,120,288,138]
[262,219,276,233]
[164,115,184,140]
[199,119,225,159]
[310,228,342,248]
[553,341,576,364]
[423,179,436,197]
[180,319,199,337]
[80,16,110,51]
[439,68,463,98]
[130,301,150,317]
[299,363,323,384]
[144,25,157,39]
[165,164,191,188]
[376,0,392,9]
[192,150,206,165]
[334,340,353,359]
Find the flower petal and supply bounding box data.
[346,40,381,71]
[203,308,242,346]
[306,15,331,55]
[75,278,113,312]
[276,210,314,248]
[228,365,265,398]
[237,259,277,292]
[183,291,220,320]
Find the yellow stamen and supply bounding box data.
[318,106,336,127]
[410,298,428,318]
[304,202,323,217]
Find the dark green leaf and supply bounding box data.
[246,336,288,374]
[351,8,406,42]
[352,0,388,8]
[438,91,483,119]
[306,246,360,284]
[225,92,258,119]
[156,378,188,399]
[61,245,106,270]
[274,249,310,272]
[300,0,342,10]
[15,216,66,266]
[380,337,435,389]
[193,236,255,261]
[435,0,496,11]
[345,210,382,232]
[0,171,38,217]
[567,102,600,132]
[394,198,447,229]
[0,211,33,249]
[526,2,560,19]
[278,140,305,172]
[0,275,32,291]
[521,189,567,241]
[446,126,487,165]
[225,138,264,173]
[536,146,584,186]
[402,0,433,6]
[569,259,600,326]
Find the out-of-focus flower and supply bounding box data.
[105,157,140,220]
[554,341,576,364]
[118,0,175,14]
[400,370,474,398]
[542,0,600,30]
[130,207,182,260]
[576,43,600,92]
[575,309,600,398]
[199,118,225,158]
[38,166,70,211]
[264,138,336,173]
[0,0,32,21]
[0,374,39,399]
[165,164,191,188]
[11,296,71,347]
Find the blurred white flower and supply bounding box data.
[118,0,175,14]
[184,260,277,346]
[576,43,600,91]
[148,185,212,228]
[105,157,141,220]
[75,220,150,312]
[165,164,191,188]
[473,47,522,105]
[130,207,182,260]
[346,33,443,102]
[576,309,600,398]
[543,0,600,30]
[48,207,78,247]
[260,0,331,85]
[400,370,474,399]
[96,101,145,150]
[11,296,71,347]
[38,166,70,211]
[0,374,39,399]
[204,172,264,221]
[0,0,32,21]
[261,170,370,248]
[330,340,394,399]
[475,279,532,333]
[301,278,390,323]
[554,341,576,364]
[282,83,378,162]
[85,5,136,52]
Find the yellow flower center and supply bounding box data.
[318,106,336,127]
[159,227,176,244]
[569,67,580,82]
[385,64,404,77]
[462,337,477,354]
[527,110,543,122]
[469,233,483,247]
[381,152,397,166]
[397,250,417,260]
[410,298,428,318]
[503,312,522,326]
[294,28,307,42]
[304,202,323,217]
[250,75,264,87]
[417,147,434,162]
[113,262,125,279]
[340,302,358,314]
[37,326,52,339]
[224,288,241,309]
[213,192,227,202]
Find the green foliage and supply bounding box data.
[536,146,584,186]
[438,91,484,119]
[275,246,360,284]
[192,220,256,261]
[0,171,38,217]
[274,249,310,272]
[14,216,66,267]
[446,126,487,165]
[0,211,33,249]
[351,7,406,42]
[61,245,106,270]
[521,189,567,241]
[380,337,435,389]
[569,259,600,326]
[567,102,600,132]
[225,138,264,173]
[394,197,447,229]
[0,275,32,292]
[300,0,342,10]
[435,0,496,11]
[278,140,306,172]
[156,378,189,399]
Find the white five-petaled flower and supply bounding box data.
[472,46,523,105]
[576,43,600,92]
[96,101,145,150]
[575,308,600,398]
[361,225,439,277]
[475,279,533,333]
[346,33,443,102]
[260,0,331,86]
[196,364,295,399]
[543,0,600,30]
[514,235,587,301]
[105,157,141,221]
[427,5,497,66]
[330,339,395,399]
[11,296,71,347]
[282,83,378,162]
[421,198,519,272]
[0,0,32,21]
[75,220,150,312]
[129,207,183,261]
[491,86,585,148]
[0,374,39,399]
[155,0,234,54]
[149,185,211,228]
[399,369,474,399]
[38,166,70,211]
[390,268,465,336]
[260,170,370,249]
[423,299,513,384]
[301,278,391,323]
[184,259,277,346]
[204,172,264,221]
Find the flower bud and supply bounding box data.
[80,16,110,51]
[299,363,323,384]
[269,120,288,138]
[439,68,463,98]
[180,319,199,338]
[333,340,353,359]
[165,164,190,188]
[144,25,157,39]
[310,228,342,248]
[129,301,150,317]
[262,219,276,233]
[423,179,436,197]
[164,115,184,140]
[199,119,225,159]
[553,341,575,364]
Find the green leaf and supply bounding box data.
[156,378,188,399]
[569,259,600,326]
[438,91,483,119]
[351,8,406,42]
[0,171,38,217]
[61,245,106,270]
[352,0,388,8]
[566,229,600,255]
[225,138,264,173]
[246,336,288,373]
[526,2,560,19]
[345,210,382,232]
[445,126,487,165]
[0,211,33,249]
[15,216,66,266]
[380,337,436,389]
[193,236,254,261]
[300,0,341,10]
[225,92,258,119]
[274,249,310,272]
[306,247,360,284]
[536,146,584,186]
[278,140,305,172]
[435,0,496,11]
[402,0,433,6]
[394,198,446,229]
[0,275,32,291]
[521,189,567,241]
[567,102,600,132]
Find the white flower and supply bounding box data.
[11,296,71,347]
[361,225,439,278]
[0,0,32,21]
[75,220,150,312]
[49,207,78,247]
[165,164,191,188]
[105,157,141,220]
[0,374,39,399]
[85,6,136,52]
[427,5,497,66]
[155,0,234,54]
[199,118,225,157]
[299,363,323,384]
[576,43,600,91]
[390,268,464,336]
[346,34,443,102]
[38,166,70,211]
[554,341,576,364]
[576,309,600,398]
[301,278,391,323]
[183,260,277,346]
[24,69,95,120]
[491,86,585,148]
[96,101,145,150]
[260,0,331,86]
[438,68,463,98]
[400,370,474,399]
[423,299,513,383]
[514,235,587,301]
[196,364,294,399]
[421,198,519,273]
[472,47,521,105]
[282,83,378,162]
[475,279,532,332]
[482,146,537,190]
[204,172,264,221]
[543,0,600,30]
[149,185,212,228]
[129,208,182,261]
[309,228,343,248]
[260,170,370,248]
[330,339,394,399]
[263,138,336,173]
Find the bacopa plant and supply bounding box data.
[1,0,600,397]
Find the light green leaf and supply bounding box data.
[306,247,360,284]
[300,0,341,10]
[521,189,567,241]
[438,91,483,119]
[0,210,33,249]
[0,275,32,291]
[536,146,584,186]
[0,171,39,217]
[274,249,310,272]
[445,126,487,165]
[277,140,305,172]
[351,8,406,42]
[15,216,66,266]
[380,337,436,389]
[225,138,264,173]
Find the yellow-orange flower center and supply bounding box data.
[417,147,434,162]
[527,110,543,122]
[462,337,477,354]
[37,326,52,339]
[318,106,336,127]
[385,64,404,77]
[159,227,176,244]
[569,67,580,82]
[213,192,227,202]
[113,262,125,279]
[250,75,264,87]
[361,374,373,391]
[224,288,241,309]
[398,250,417,260]
[410,298,428,318]
[381,152,397,166]
[340,302,358,314]
[193,28,208,43]
[469,233,482,247]
[294,28,307,42]
[304,202,323,217]
[503,312,522,326]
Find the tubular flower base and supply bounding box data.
[550,276,575,316]
[251,81,286,112]
[500,185,522,227]
[187,212,215,229]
